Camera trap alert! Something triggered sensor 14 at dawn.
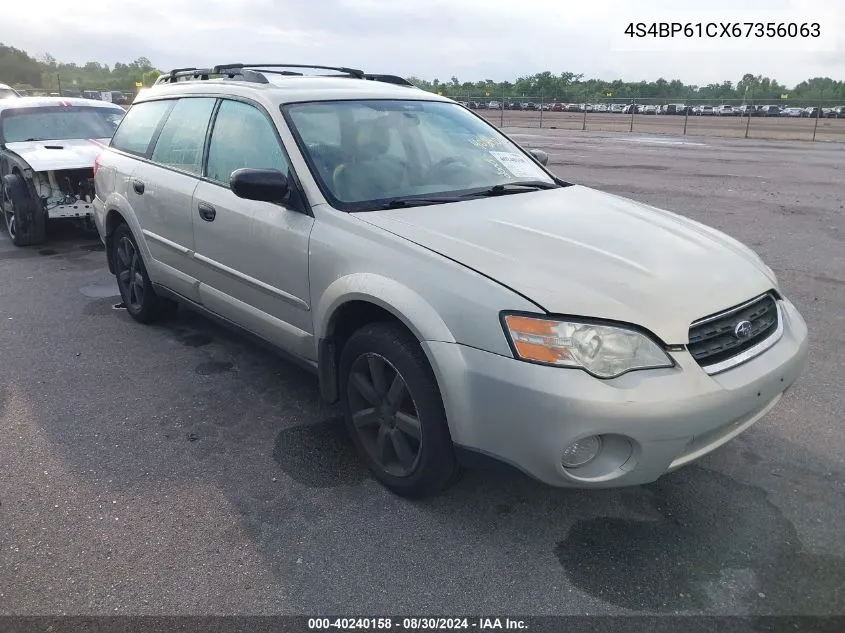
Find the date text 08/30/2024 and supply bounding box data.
[307,617,527,630]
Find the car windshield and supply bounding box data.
[0,106,124,143]
[0,87,18,99]
[284,100,556,211]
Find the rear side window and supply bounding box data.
[110,100,172,156]
[205,99,289,185]
[150,98,216,175]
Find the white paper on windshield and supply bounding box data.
[488,151,543,178]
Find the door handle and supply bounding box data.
[132,179,145,195]
[197,202,216,222]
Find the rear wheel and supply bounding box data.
[2,174,46,246]
[339,322,460,498]
[111,222,177,323]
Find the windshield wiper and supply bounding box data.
[460,181,560,198]
[23,137,44,142]
[378,196,463,209]
[364,182,560,211]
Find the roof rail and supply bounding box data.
[167,67,198,77]
[155,68,212,84]
[363,74,414,87]
[213,63,365,78]
[153,64,417,88]
[154,67,270,85]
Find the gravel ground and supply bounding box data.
[0,129,843,617]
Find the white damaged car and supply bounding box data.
[0,96,125,245]
[0,83,21,99]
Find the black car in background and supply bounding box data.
[663,104,691,115]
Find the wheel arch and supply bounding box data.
[2,166,42,244]
[2,163,37,196]
[100,193,145,274]
[103,207,128,273]
[314,274,456,404]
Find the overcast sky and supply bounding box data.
[4,0,842,86]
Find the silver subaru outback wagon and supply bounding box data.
[92,63,808,498]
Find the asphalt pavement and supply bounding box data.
[1,130,843,616]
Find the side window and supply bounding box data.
[150,98,216,175]
[205,99,289,185]
[110,100,172,156]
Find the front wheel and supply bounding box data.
[111,222,177,323]
[2,174,46,246]
[339,322,460,498]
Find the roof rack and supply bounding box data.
[153,63,416,88]
[363,74,414,87]
[154,66,270,85]
[213,63,365,78]
[155,68,209,84]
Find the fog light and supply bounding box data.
[561,435,602,469]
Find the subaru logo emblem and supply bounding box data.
[734,320,753,339]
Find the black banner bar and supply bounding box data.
[0,616,843,633]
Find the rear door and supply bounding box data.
[132,97,216,301]
[101,99,172,260]
[191,98,314,357]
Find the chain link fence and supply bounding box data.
[15,83,844,142]
[451,96,845,142]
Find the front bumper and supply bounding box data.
[46,202,94,220]
[424,298,808,487]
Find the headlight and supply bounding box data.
[502,314,674,379]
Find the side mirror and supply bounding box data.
[229,168,290,203]
[528,149,549,166]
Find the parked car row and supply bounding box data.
[69,90,132,105]
[456,99,845,119]
[459,100,550,111]
[1,86,133,105]
[686,104,843,118]
[2,64,809,499]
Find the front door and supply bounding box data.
[191,98,314,357]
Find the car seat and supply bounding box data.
[332,117,407,202]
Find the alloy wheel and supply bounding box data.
[2,187,15,241]
[347,352,423,477]
[115,236,145,311]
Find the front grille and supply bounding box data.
[688,293,779,368]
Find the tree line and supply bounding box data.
[2,43,842,104]
[1,44,161,93]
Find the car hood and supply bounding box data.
[354,185,777,343]
[5,138,108,171]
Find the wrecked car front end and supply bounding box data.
[0,98,124,245]
[7,140,103,223]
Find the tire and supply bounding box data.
[111,222,177,323]
[2,174,46,246]
[339,322,460,498]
